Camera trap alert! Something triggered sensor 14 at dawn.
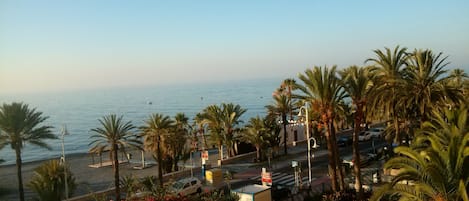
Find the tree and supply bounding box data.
[201,105,225,160]
[27,159,76,201]
[220,103,246,157]
[297,66,346,192]
[371,106,469,201]
[263,113,282,156]
[339,65,376,199]
[281,78,298,121]
[140,113,174,185]
[194,113,208,150]
[89,114,139,201]
[266,92,292,155]
[0,102,56,201]
[240,116,268,161]
[166,113,190,172]
[448,68,468,88]
[366,46,408,144]
[401,49,463,122]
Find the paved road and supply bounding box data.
[226,136,387,201]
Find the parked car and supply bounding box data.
[367,127,385,138]
[358,131,371,141]
[337,135,353,147]
[168,177,202,196]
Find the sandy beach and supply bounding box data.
[0,151,170,201]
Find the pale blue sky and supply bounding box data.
[1,0,468,93]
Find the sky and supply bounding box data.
[1,0,468,94]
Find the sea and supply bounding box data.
[0,78,281,165]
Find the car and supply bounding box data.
[358,131,371,141]
[367,127,385,138]
[168,177,202,196]
[337,135,352,147]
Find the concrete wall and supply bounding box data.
[64,167,202,201]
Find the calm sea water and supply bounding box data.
[0,78,280,165]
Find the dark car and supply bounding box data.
[271,184,292,201]
[337,135,352,147]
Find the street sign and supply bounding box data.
[261,172,272,185]
[292,160,298,167]
[201,151,209,160]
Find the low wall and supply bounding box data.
[65,167,203,201]
[220,151,256,165]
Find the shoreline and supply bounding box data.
[0,152,90,168]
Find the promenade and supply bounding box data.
[0,128,386,201]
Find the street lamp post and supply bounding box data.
[61,125,69,199]
[298,104,312,184]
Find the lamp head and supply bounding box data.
[297,109,304,117]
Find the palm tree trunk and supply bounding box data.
[353,108,364,200]
[282,114,288,155]
[393,113,400,145]
[15,147,25,201]
[256,146,260,161]
[331,121,345,191]
[157,136,164,185]
[219,141,223,161]
[325,122,338,192]
[113,144,121,201]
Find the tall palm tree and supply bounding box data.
[89,114,139,201]
[240,116,268,161]
[27,159,76,201]
[263,113,282,156]
[371,106,469,201]
[366,46,408,144]
[266,92,292,155]
[201,105,224,160]
[297,66,346,192]
[281,78,297,120]
[167,113,190,171]
[448,68,468,88]
[194,112,208,150]
[140,113,174,185]
[339,65,376,199]
[221,103,246,157]
[0,102,56,201]
[401,49,463,122]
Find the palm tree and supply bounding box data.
[140,113,174,185]
[281,78,297,120]
[296,66,346,192]
[240,116,268,161]
[0,102,56,201]
[201,105,225,160]
[339,65,376,199]
[371,106,469,201]
[166,113,190,172]
[401,49,463,122]
[194,112,208,150]
[220,103,246,157]
[263,113,282,156]
[366,46,408,144]
[448,68,468,88]
[27,159,76,201]
[89,114,139,201]
[266,92,292,155]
